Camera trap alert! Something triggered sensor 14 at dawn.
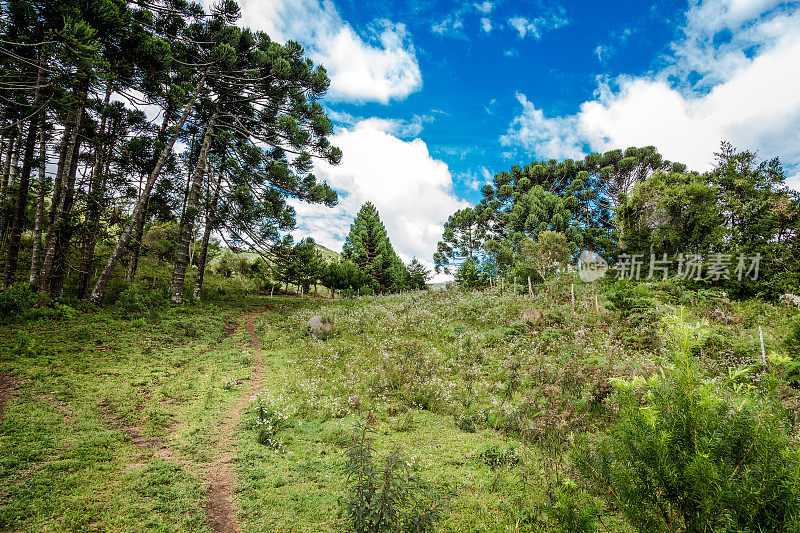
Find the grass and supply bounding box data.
[1,279,798,531]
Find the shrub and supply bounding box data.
[551,479,602,533]
[115,285,150,317]
[477,443,518,468]
[574,310,800,532]
[0,284,35,320]
[604,280,659,322]
[344,419,449,533]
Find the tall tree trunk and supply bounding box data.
[38,77,89,295]
[76,83,113,299]
[89,71,208,303]
[125,196,147,282]
[169,107,218,303]
[47,121,85,298]
[3,60,46,287]
[0,132,17,204]
[29,120,47,289]
[47,114,74,230]
[127,107,173,283]
[2,121,39,287]
[192,172,223,301]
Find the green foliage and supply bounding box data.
[342,203,408,292]
[477,444,519,468]
[344,419,449,533]
[575,311,800,532]
[605,280,658,320]
[454,258,486,290]
[508,186,583,248]
[322,259,372,296]
[0,284,35,320]
[251,390,295,450]
[551,479,602,533]
[434,206,486,274]
[113,285,165,318]
[405,259,431,290]
[516,231,573,283]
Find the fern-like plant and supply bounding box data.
[574,309,800,532]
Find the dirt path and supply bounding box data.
[201,311,266,533]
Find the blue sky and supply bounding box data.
[237,0,800,277]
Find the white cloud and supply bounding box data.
[508,11,569,39]
[327,110,434,138]
[668,0,793,88]
[594,27,633,63]
[500,93,587,160]
[237,0,421,103]
[463,166,495,190]
[475,1,494,14]
[594,45,607,62]
[432,13,464,35]
[291,120,469,265]
[502,1,800,174]
[433,2,496,37]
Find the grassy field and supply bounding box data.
[1,281,799,531]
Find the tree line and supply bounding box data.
[258,202,429,297]
[436,143,800,297]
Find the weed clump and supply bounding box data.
[344,418,449,533]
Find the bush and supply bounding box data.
[574,310,800,532]
[551,479,601,533]
[114,285,166,318]
[477,443,518,468]
[0,284,35,320]
[251,390,295,450]
[344,419,449,533]
[115,285,150,317]
[605,280,659,316]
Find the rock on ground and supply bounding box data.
[308,316,333,338]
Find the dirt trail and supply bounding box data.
[201,311,266,533]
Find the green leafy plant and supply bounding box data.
[0,284,35,321]
[477,444,519,468]
[551,479,602,533]
[575,309,800,532]
[251,391,295,450]
[344,419,449,533]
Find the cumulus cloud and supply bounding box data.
[500,93,586,160]
[481,17,493,32]
[507,10,569,39]
[290,120,469,269]
[502,1,800,174]
[236,0,421,103]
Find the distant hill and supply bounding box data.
[210,242,340,266]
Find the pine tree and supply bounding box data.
[342,202,405,292]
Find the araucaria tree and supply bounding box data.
[0,0,341,303]
[341,202,407,292]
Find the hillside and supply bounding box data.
[2,280,799,531]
